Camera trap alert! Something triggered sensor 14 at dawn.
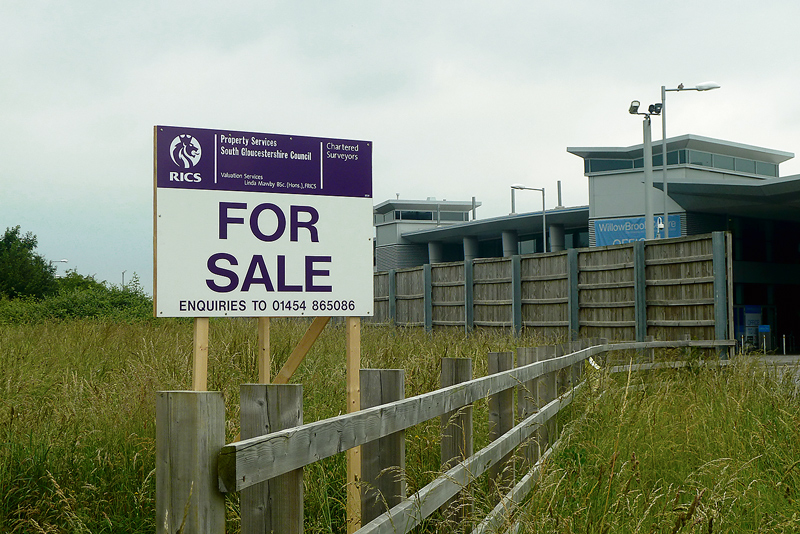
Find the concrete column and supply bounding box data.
[501,230,518,257]
[548,224,565,252]
[428,241,443,264]
[463,236,479,262]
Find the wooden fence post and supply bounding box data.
[488,352,514,494]
[568,248,580,341]
[156,391,225,534]
[516,347,538,467]
[240,384,303,534]
[361,369,406,524]
[424,264,433,332]
[712,231,730,359]
[440,357,473,526]
[644,335,655,362]
[388,269,397,324]
[633,240,647,342]
[537,345,557,454]
[465,259,474,333]
[512,255,522,336]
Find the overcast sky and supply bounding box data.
[3,1,800,294]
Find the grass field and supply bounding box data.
[2,317,799,533]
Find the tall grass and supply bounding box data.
[520,357,800,533]
[0,318,537,533]
[3,318,798,533]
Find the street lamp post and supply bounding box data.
[660,81,721,238]
[511,184,547,252]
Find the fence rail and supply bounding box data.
[156,337,736,533]
[371,232,733,343]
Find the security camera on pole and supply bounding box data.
[629,100,662,240]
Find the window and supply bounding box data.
[714,154,735,171]
[735,158,756,174]
[756,161,777,177]
[440,212,469,222]
[399,210,433,221]
[689,150,713,167]
[589,159,634,172]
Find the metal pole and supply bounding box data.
[511,188,516,214]
[643,116,654,240]
[661,85,669,238]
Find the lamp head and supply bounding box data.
[648,103,663,115]
[629,100,641,114]
[695,81,721,91]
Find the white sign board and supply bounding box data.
[154,125,373,317]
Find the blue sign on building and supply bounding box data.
[594,215,682,246]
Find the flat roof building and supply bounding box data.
[374,134,800,351]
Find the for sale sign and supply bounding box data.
[154,125,374,317]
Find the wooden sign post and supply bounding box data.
[192,317,210,391]
[346,316,361,533]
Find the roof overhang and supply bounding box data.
[374,198,480,215]
[656,174,800,222]
[568,134,794,164]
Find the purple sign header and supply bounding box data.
[155,125,372,198]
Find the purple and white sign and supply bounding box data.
[155,125,371,198]
[154,125,374,318]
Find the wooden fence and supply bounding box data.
[156,337,734,533]
[372,232,734,343]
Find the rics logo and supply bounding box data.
[169,134,202,168]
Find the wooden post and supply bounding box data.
[633,240,647,342]
[555,343,568,398]
[567,248,580,341]
[572,339,586,388]
[464,259,474,333]
[240,384,303,534]
[488,352,514,494]
[516,347,538,467]
[346,317,362,534]
[274,317,331,385]
[257,317,270,383]
[538,345,557,454]
[360,369,406,524]
[192,317,210,391]
[424,264,433,332]
[388,269,397,324]
[644,335,655,363]
[156,391,225,534]
[440,357,473,526]
[712,231,730,360]
[512,256,522,336]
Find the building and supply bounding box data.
[374,134,800,350]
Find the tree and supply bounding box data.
[56,269,106,293]
[0,226,57,299]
